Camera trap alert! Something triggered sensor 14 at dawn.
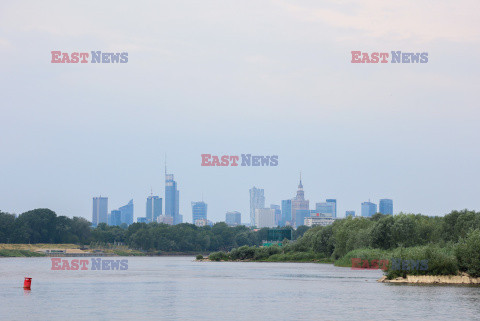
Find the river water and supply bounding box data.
[1,256,479,320]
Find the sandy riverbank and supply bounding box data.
[378,273,480,284]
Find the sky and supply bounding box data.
[0,0,479,223]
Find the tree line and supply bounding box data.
[209,210,480,278]
[0,208,308,252]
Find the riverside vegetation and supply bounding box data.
[0,208,307,256]
[2,208,480,280]
[208,210,480,279]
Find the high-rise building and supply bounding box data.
[270,204,282,226]
[295,209,311,227]
[166,173,181,224]
[255,208,276,228]
[119,199,134,226]
[110,210,122,226]
[137,217,148,223]
[292,174,309,227]
[361,202,377,217]
[326,199,337,218]
[92,197,108,227]
[315,202,335,217]
[346,211,355,217]
[192,201,207,223]
[281,199,292,226]
[249,187,265,226]
[379,199,393,215]
[225,211,241,226]
[146,195,162,223]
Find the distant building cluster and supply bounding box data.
[249,175,340,228]
[91,167,183,227]
[92,165,393,229]
[248,174,394,228]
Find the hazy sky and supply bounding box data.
[1,0,479,223]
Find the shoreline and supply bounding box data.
[378,274,480,285]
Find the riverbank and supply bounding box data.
[197,257,334,264]
[0,244,209,257]
[378,274,480,284]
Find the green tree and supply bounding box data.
[456,229,480,277]
[0,211,15,243]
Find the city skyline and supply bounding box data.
[91,170,396,226]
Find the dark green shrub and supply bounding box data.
[386,245,457,279]
[456,229,480,277]
[229,245,256,260]
[208,251,229,261]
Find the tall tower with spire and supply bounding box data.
[291,172,309,227]
[165,156,182,224]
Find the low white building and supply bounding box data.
[304,214,335,227]
[195,219,213,227]
[195,219,208,227]
[255,208,276,228]
[157,215,174,225]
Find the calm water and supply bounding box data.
[1,256,480,320]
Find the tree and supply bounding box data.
[456,229,480,277]
[14,208,58,243]
[370,215,394,249]
[0,211,15,243]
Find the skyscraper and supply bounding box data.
[326,199,337,218]
[291,174,309,227]
[92,197,108,227]
[295,209,311,227]
[270,204,282,226]
[166,173,181,224]
[249,187,265,226]
[192,201,207,224]
[281,199,292,226]
[316,202,335,217]
[110,210,122,226]
[346,211,355,217]
[361,201,377,217]
[255,208,276,228]
[379,199,393,215]
[225,211,241,226]
[119,199,134,225]
[146,195,163,223]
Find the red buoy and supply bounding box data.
[23,277,32,289]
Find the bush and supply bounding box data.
[229,245,256,260]
[196,254,203,260]
[386,245,457,279]
[456,229,480,277]
[334,248,391,268]
[208,251,229,261]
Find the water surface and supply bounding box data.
[1,257,479,320]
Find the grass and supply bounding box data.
[0,249,45,257]
[0,243,81,250]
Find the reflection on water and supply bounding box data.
[1,257,480,320]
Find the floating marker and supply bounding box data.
[23,277,32,289]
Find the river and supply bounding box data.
[1,256,479,320]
